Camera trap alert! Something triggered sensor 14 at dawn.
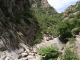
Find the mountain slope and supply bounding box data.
[0,0,40,51]
[62,1,80,20]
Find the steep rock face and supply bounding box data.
[62,1,80,20]
[0,0,40,51]
[30,0,50,8]
[30,0,57,15]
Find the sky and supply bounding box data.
[47,0,79,13]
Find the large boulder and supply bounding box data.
[36,37,63,50]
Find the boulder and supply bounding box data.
[29,55,42,60]
[21,52,28,57]
[27,55,34,60]
[19,43,30,53]
[5,57,14,60]
[15,48,25,54]
[0,40,6,51]
[36,37,63,50]
[18,57,28,60]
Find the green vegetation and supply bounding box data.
[56,19,80,42]
[38,46,59,60]
[35,2,80,60]
[34,2,80,43]
[76,5,80,11]
[33,33,42,45]
[33,7,62,44]
[69,14,75,18]
[35,8,61,35]
[57,20,72,42]
[0,0,34,24]
[67,37,75,44]
[61,48,79,60]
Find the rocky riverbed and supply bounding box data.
[0,35,64,60]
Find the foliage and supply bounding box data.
[56,18,80,42]
[38,46,59,60]
[57,20,72,42]
[67,37,75,44]
[69,14,75,18]
[62,48,79,60]
[33,33,42,45]
[71,27,80,35]
[34,2,80,44]
[75,12,80,19]
[67,10,73,14]
[76,5,80,11]
[35,11,61,35]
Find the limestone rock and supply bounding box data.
[27,55,34,60]
[19,43,30,53]
[29,55,42,60]
[21,52,28,57]
[36,37,63,50]
[5,57,14,60]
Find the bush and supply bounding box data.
[38,46,59,60]
[71,27,80,35]
[35,9,61,36]
[62,48,79,60]
[56,19,80,42]
[67,37,75,43]
[69,14,75,18]
[33,33,42,45]
[57,20,72,42]
[76,6,80,11]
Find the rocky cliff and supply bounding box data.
[0,0,40,51]
[30,0,50,8]
[62,1,80,20]
[30,0,57,15]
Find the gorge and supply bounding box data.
[0,0,80,60]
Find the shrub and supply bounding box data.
[62,48,79,60]
[56,19,80,42]
[76,6,80,11]
[57,20,72,42]
[69,14,75,18]
[38,46,59,60]
[33,33,42,45]
[75,12,80,19]
[67,37,75,43]
[71,27,80,35]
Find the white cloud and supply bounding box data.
[47,0,79,12]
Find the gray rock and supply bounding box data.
[27,55,34,60]
[18,57,28,60]
[19,43,30,53]
[29,55,42,60]
[5,57,14,60]
[0,40,6,51]
[57,57,60,60]
[15,48,25,54]
[29,52,35,56]
[21,52,28,57]
[36,37,63,50]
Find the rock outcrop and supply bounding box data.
[30,0,50,8]
[0,0,40,51]
[30,0,57,15]
[62,1,80,20]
